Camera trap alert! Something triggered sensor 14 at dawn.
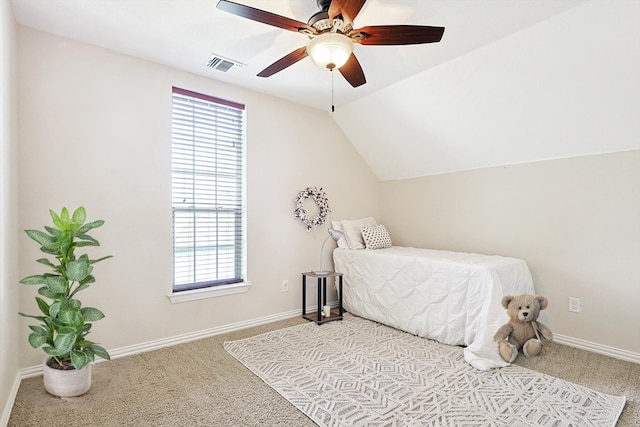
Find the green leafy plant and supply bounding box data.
[19,207,112,370]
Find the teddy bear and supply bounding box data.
[493,293,553,363]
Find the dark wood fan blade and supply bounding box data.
[352,25,445,45]
[217,0,314,33]
[338,53,366,88]
[257,47,309,78]
[328,0,367,24]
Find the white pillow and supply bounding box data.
[361,224,392,250]
[330,220,349,249]
[341,217,378,249]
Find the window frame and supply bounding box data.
[168,87,250,303]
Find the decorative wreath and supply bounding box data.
[294,187,331,231]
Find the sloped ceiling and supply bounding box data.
[333,0,640,180]
[10,0,640,180]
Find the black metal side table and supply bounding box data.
[301,271,343,324]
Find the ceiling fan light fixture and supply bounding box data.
[307,33,353,71]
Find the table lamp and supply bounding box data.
[314,228,343,275]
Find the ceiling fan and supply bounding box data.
[216,0,445,88]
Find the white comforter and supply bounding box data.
[333,246,535,370]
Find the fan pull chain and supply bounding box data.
[331,69,335,113]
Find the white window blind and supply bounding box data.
[171,87,245,292]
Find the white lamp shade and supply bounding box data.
[327,228,343,241]
[314,228,345,275]
[307,33,354,70]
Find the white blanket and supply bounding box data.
[333,246,536,370]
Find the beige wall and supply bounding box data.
[380,151,640,354]
[0,0,19,423]
[16,27,380,369]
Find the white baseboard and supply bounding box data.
[0,374,22,427]
[15,316,640,379]
[16,308,303,381]
[107,308,302,362]
[554,333,640,364]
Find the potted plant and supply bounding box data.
[19,206,112,397]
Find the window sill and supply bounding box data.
[167,282,251,304]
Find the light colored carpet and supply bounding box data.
[225,314,626,426]
[8,314,640,426]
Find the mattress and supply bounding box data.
[333,246,536,370]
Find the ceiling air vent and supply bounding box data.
[204,54,246,73]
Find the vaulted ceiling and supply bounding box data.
[10,0,640,180]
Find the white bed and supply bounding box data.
[333,246,536,370]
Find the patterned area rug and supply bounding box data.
[224,314,625,427]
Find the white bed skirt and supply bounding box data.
[333,246,536,370]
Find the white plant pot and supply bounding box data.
[42,357,91,397]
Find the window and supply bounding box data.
[171,87,245,294]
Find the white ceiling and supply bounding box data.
[10,0,587,111]
[13,0,638,181]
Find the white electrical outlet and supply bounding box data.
[568,297,581,313]
[281,280,289,292]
